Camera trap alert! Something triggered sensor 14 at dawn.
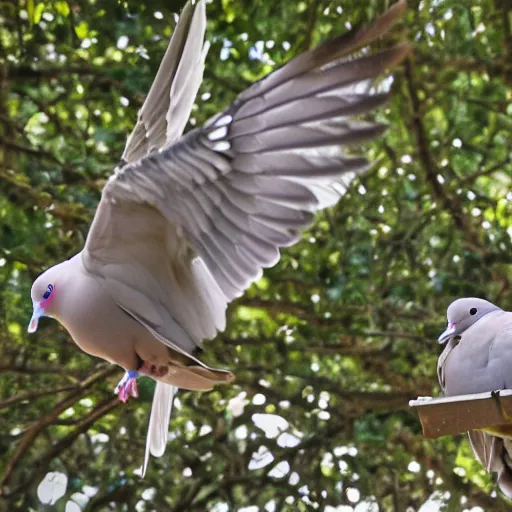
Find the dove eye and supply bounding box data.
[470,307,477,315]
[43,284,54,300]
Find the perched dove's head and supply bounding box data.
[28,263,66,333]
[438,297,501,344]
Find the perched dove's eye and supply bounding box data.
[43,284,54,300]
[470,307,477,315]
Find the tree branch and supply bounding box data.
[0,385,77,410]
[403,58,482,250]
[5,397,121,498]
[0,366,117,492]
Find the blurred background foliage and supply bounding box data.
[0,0,511,510]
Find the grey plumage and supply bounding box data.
[29,0,409,475]
[144,382,177,476]
[438,297,512,497]
[122,0,208,161]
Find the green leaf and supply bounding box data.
[75,20,88,39]
[8,322,21,336]
[54,1,70,17]
[33,2,44,24]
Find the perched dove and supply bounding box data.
[438,297,512,497]
[28,0,409,475]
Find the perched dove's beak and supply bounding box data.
[28,302,44,333]
[438,322,456,344]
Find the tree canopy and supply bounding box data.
[1,0,511,510]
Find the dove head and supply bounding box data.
[438,297,501,344]
[28,262,67,333]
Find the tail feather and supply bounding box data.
[501,441,512,498]
[142,382,177,477]
[468,431,512,498]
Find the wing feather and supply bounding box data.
[83,1,409,351]
[122,0,207,163]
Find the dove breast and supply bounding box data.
[53,255,169,371]
[443,310,512,396]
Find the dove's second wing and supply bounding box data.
[122,0,208,163]
[83,2,409,355]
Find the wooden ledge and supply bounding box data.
[409,390,512,438]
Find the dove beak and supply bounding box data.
[438,322,456,344]
[28,302,44,333]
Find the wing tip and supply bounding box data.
[317,0,409,62]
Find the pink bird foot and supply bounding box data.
[115,370,139,403]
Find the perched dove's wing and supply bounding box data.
[436,336,457,393]
[142,382,177,477]
[122,0,208,163]
[83,1,410,355]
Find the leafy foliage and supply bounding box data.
[0,0,511,510]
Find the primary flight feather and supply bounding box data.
[28,0,409,475]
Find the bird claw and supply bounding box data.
[115,370,139,403]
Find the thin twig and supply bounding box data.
[0,366,117,491]
[0,385,77,410]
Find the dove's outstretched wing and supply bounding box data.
[82,1,410,356]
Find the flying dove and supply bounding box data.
[438,297,512,497]
[28,0,409,475]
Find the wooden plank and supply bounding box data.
[409,391,512,438]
